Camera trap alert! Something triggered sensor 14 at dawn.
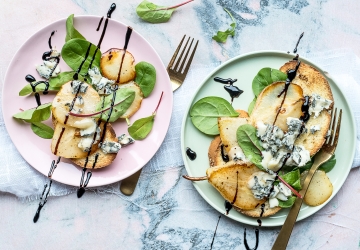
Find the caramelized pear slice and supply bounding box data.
[100,49,136,84]
[250,82,304,132]
[52,81,100,128]
[206,163,266,210]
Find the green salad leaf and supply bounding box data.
[65,14,85,42]
[252,68,287,97]
[248,97,256,115]
[135,62,156,97]
[49,71,84,88]
[61,39,101,76]
[31,122,54,139]
[128,115,155,140]
[280,169,301,191]
[236,124,264,170]
[278,196,296,208]
[136,0,193,23]
[19,84,59,96]
[13,103,52,122]
[96,88,135,123]
[212,8,236,43]
[190,96,239,135]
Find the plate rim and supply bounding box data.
[2,15,173,187]
[180,50,356,226]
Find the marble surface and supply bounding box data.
[1,0,360,249]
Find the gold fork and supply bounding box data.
[120,35,199,195]
[272,108,342,250]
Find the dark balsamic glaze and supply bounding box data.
[220,144,229,162]
[97,3,116,48]
[48,30,55,49]
[33,180,52,223]
[210,216,221,250]
[293,32,304,54]
[224,171,239,215]
[186,147,197,160]
[272,61,301,126]
[244,228,259,250]
[96,17,104,31]
[116,27,133,83]
[300,95,310,122]
[257,219,262,227]
[214,77,243,103]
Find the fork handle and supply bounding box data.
[272,156,329,250]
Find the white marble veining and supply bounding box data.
[1,0,360,249]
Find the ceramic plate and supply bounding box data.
[181,51,356,226]
[2,16,172,187]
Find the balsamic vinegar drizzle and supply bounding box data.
[25,75,49,106]
[244,228,259,250]
[293,32,304,54]
[96,16,104,31]
[116,27,133,83]
[224,171,239,215]
[214,77,243,104]
[220,144,229,162]
[210,215,221,250]
[186,147,197,160]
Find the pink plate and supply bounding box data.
[2,16,172,187]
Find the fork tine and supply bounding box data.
[173,37,190,71]
[332,109,342,148]
[167,35,186,71]
[328,108,337,144]
[178,38,194,73]
[182,40,199,77]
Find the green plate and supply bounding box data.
[181,51,356,227]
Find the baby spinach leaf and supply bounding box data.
[252,68,287,97]
[49,71,84,88]
[212,8,236,43]
[19,84,59,96]
[280,169,301,191]
[236,124,264,170]
[190,96,239,135]
[13,103,52,122]
[136,0,193,23]
[96,88,135,123]
[278,196,296,208]
[65,14,85,42]
[135,62,156,97]
[248,97,257,115]
[31,122,54,139]
[128,115,155,140]
[319,155,336,172]
[61,39,101,76]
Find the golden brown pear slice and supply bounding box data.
[118,81,143,118]
[206,163,266,210]
[71,123,119,169]
[52,81,100,128]
[100,49,136,84]
[280,61,334,156]
[235,201,281,218]
[249,82,304,132]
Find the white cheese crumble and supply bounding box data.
[118,134,135,146]
[248,172,276,200]
[268,183,292,208]
[100,141,121,154]
[78,137,93,152]
[256,121,284,155]
[309,93,332,118]
[286,145,310,167]
[310,125,320,134]
[228,146,248,163]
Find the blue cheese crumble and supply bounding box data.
[310,125,320,134]
[100,141,121,154]
[36,50,61,79]
[247,172,276,200]
[309,93,332,118]
[71,80,88,94]
[118,134,135,146]
[88,67,115,95]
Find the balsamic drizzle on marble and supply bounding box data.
[293,32,304,54]
[214,77,243,104]
[186,147,197,161]
[244,228,259,250]
[210,215,221,250]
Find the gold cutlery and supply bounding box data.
[272,108,342,250]
[120,35,199,195]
